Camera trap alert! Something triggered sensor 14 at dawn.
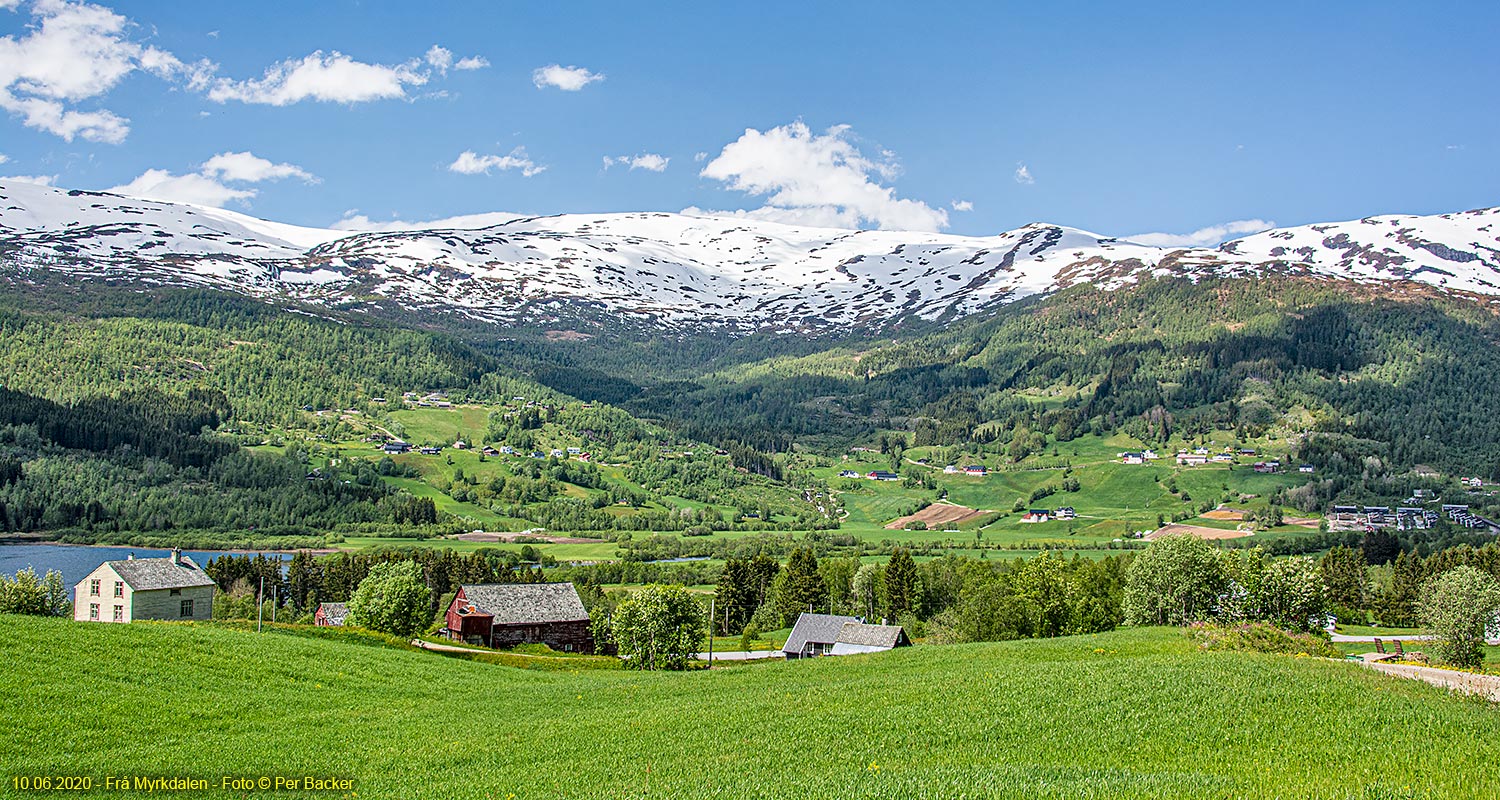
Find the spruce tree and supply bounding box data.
[883,548,920,620]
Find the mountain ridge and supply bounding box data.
[2,180,1497,333]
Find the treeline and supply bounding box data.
[1314,540,1500,628]
[712,546,1128,643]
[204,548,553,617]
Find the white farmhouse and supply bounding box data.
[74,549,216,624]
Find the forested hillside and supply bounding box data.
[523,277,1500,481]
[0,280,551,424]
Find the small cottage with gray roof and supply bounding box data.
[73,548,215,624]
[783,613,910,659]
[445,583,594,653]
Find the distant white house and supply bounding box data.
[74,549,215,624]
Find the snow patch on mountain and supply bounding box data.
[2,180,1498,331]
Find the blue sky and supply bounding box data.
[0,0,1495,242]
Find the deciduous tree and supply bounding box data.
[346,561,433,639]
[610,584,705,671]
[1418,566,1500,669]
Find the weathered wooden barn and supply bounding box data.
[445,583,594,653]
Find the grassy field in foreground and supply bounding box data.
[4,619,1500,799]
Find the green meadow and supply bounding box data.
[4,616,1499,799]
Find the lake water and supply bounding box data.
[0,544,293,600]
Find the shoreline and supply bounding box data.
[0,535,338,555]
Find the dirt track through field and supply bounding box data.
[1144,523,1251,541]
[886,503,989,530]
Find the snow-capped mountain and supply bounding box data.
[2,180,1498,332]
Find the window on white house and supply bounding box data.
[114,581,123,598]
[180,599,194,617]
[112,606,123,622]
[89,603,99,620]
[170,588,180,596]
[90,579,100,596]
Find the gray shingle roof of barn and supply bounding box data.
[107,555,215,591]
[458,583,589,625]
[836,621,907,648]
[782,613,860,654]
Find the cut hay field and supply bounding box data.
[4,617,1500,798]
[884,502,990,530]
[1145,523,1253,541]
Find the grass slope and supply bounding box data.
[3,617,1499,798]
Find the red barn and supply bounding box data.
[445,583,594,653]
[314,602,348,626]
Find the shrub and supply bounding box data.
[1418,566,1500,669]
[1189,622,1341,659]
[0,568,71,617]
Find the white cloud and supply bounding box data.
[531,64,603,91]
[1,173,56,186]
[201,151,316,183]
[690,121,948,232]
[693,151,708,162]
[1013,163,1034,185]
[107,168,255,207]
[332,209,526,232]
[448,148,544,177]
[603,153,669,172]
[106,150,316,207]
[208,50,427,105]
[0,153,7,164]
[0,0,22,10]
[424,45,453,73]
[1123,219,1275,248]
[951,199,973,212]
[454,55,488,71]
[0,0,214,142]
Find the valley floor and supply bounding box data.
[3,617,1498,798]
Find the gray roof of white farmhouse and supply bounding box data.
[783,613,860,654]
[458,583,589,625]
[106,555,215,591]
[836,622,907,649]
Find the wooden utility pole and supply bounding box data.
[257,576,264,633]
[707,597,714,665]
